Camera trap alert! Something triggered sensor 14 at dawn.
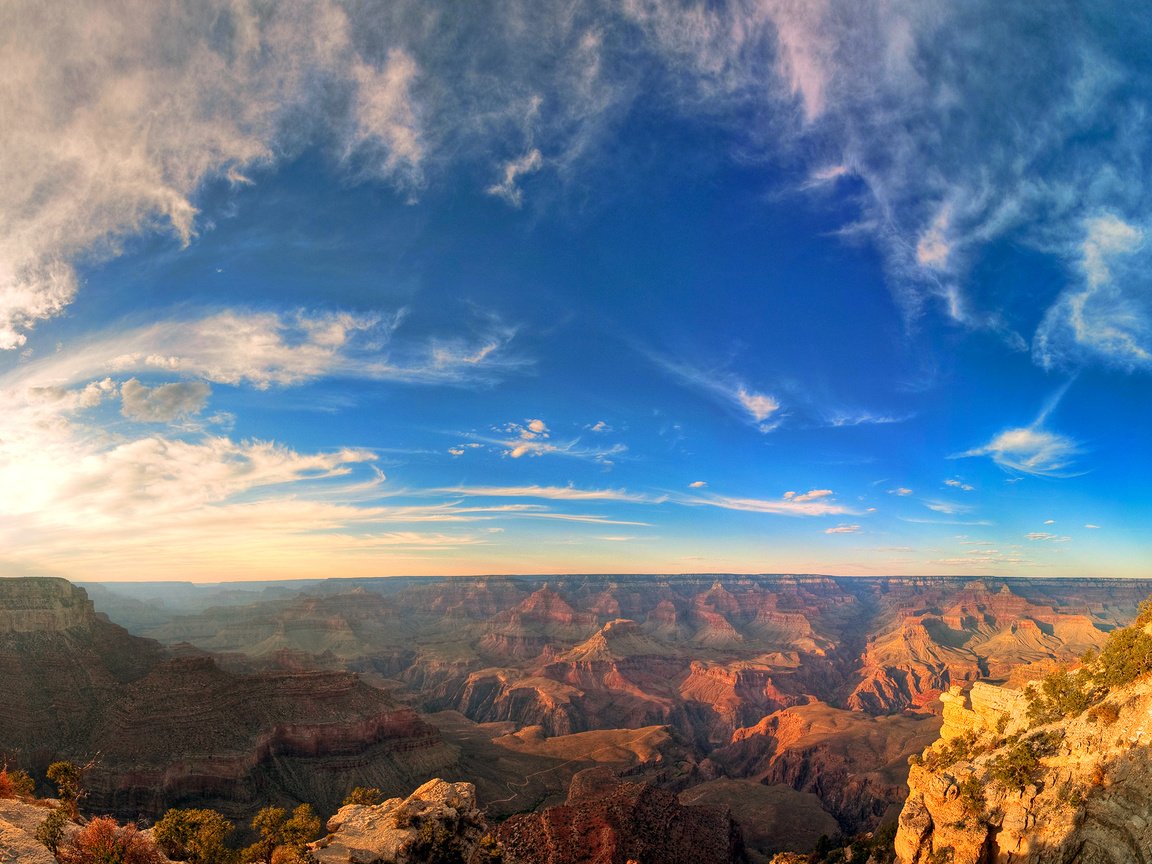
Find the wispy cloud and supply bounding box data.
[923,500,973,516]
[825,523,861,534]
[1035,214,1152,371]
[648,354,783,432]
[944,479,974,492]
[7,308,522,391]
[680,490,853,517]
[1026,532,1071,542]
[958,425,1081,477]
[432,484,654,503]
[957,384,1082,477]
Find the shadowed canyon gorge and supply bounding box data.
[5,574,1152,862]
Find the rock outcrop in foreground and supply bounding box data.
[313,779,490,864]
[0,799,58,864]
[896,676,1152,863]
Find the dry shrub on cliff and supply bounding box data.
[57,816,164,864]
[0,765,35,799]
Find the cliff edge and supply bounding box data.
[895,613,1152,864]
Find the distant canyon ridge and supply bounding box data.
[4,574,1150,861]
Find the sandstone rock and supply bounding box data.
[895,677,1152,863]
[312,778,486,864]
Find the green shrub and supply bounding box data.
[1025,666,1099,724]
[47,761,83,818]
[342,786,384,807]
[956,775,985,818]
[154,808,236,864]
[35,806,69,854]
[987,733,1058,791]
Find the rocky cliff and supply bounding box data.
[0,578,454,820]
[111,575,1152,837]
[895,661,1152,861]
[497,766,745,864]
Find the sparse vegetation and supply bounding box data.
[35,806,69,855]
[342,786,385,806]
[47,760,84,818]
[0,765,35,799]
[914,730,992,772]
[56,815,164,864]
[987,732,1059,792]
[154,807,237,864]
[956,775,985,818]
[1023,598,1152,728]
[242,804,320,864]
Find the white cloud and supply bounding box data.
[346,49,425,189]
[1043,519,1055,525]
[736,387,781,424]
[825,523,861,534]
[944,479,974,491]
[888,487,913,496]
[649,354,782,432]
[683,491,852,517]
[688,480,707,488]
[588,420,611,432]
[923,500,972,516]
[6,308,520,392]
[120,378,210,422]
[1034,214,1152,371]
[435,485,651,503]
[1084,523,1100,529]
[0,1,433,350]
[527,418,549,435]
[959,425,1081,477]
[487,148,544,207]
[1026,532,1071,542]
[784,489,833,502]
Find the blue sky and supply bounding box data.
[1,0,1150,581]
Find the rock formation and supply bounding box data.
[895,673,1152,862]
[0,578,454,821]
[497,766,745,864]
[0,799,58,864]
[312,778,490,864]
[103,575,1152,838]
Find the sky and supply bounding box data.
[1,0,1150,582]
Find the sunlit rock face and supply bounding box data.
[895,675,1152,864]
[0,577,454,820]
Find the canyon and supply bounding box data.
[6,574,1152,861]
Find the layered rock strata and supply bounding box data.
[0,578,453,820]
[497,767,745,864]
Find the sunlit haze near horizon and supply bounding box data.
[1,1,1150,582]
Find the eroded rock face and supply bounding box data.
[497,767,744,864]
[0,579,454,820]
[0,799,57,864]
[895,678,1152,863]
[313,779,487,864]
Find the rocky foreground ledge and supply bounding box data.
[896,677,1152,863]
